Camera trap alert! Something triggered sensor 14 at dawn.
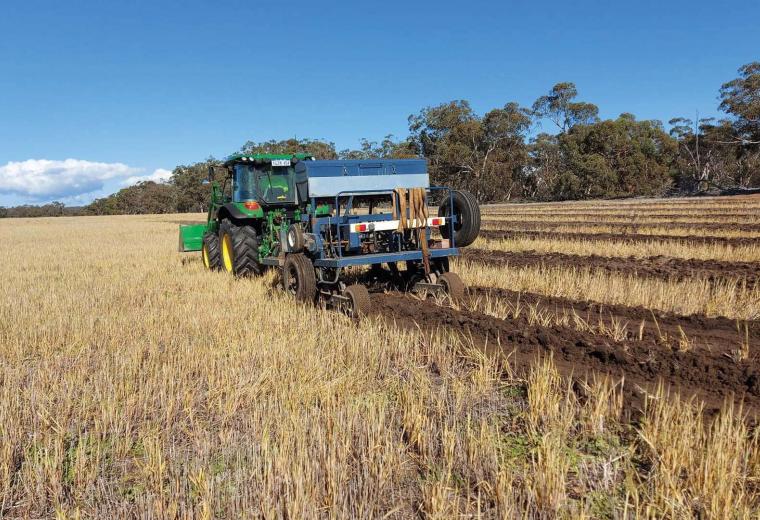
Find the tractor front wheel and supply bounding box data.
[282,253,317,303]
[202,232,221,270]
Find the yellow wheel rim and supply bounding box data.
[202,244,210,269]
[221,233,234,273]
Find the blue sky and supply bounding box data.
[0,0,758,206]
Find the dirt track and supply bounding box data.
[482,219,760,233]
[462,248,760,287]
[483,211,760,219]
[468,286,760,350]
[371,292,760,418]
[479,229,760,247]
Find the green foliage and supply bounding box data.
[3,201,70,218]
[338,135,416,159]
[667,63,760,193]
[240,137,338,159]
[719,62,760,140]
[171,159,216,212]
[532,82,599,133]
[86,181,178,215]
[554,115,677,199]
[407,100,531,200]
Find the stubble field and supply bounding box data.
[1,195,759,518]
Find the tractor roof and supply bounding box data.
[224,153,313,166]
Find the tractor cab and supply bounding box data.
[224,153,312,207]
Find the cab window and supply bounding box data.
[233,164,257,202]
[256,166,296,204]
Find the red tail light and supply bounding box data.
[243,201,260,210]
[356,224,368,232]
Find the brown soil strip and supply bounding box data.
[166,219,205,225]
[371,292,760,418]
[485,197,760,209]
[483,212,760,219]
[479,229,760,247]
[467,286,760,352]
[462,248,760,288]
[482,219,760,233]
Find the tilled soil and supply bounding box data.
[482,212,760,219]
[468,286,760,352]
[481,219,760,233]
[479,229,760,248]
[462,248,760,288]
[371,292,760,418]
[483,199,760,211]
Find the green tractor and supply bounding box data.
[179,153,480,316]
[179,153,313,277]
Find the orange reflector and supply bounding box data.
[430,218,443,226]
[243,201,260,210]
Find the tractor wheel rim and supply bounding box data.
[221,234,234,272]
[202,245,210,268]
[454,210,463,231]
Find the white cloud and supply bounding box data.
[123,168,173,186]
[0,159,140,200]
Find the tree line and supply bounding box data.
[3,61,758,217]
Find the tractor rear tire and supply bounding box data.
[220,220,262,277]
[439,272,465,301]
[344,284,371,318]
[233,225,263,277]
[438,190,481,247]
[283,253,317,303]
[202,232,221,270]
